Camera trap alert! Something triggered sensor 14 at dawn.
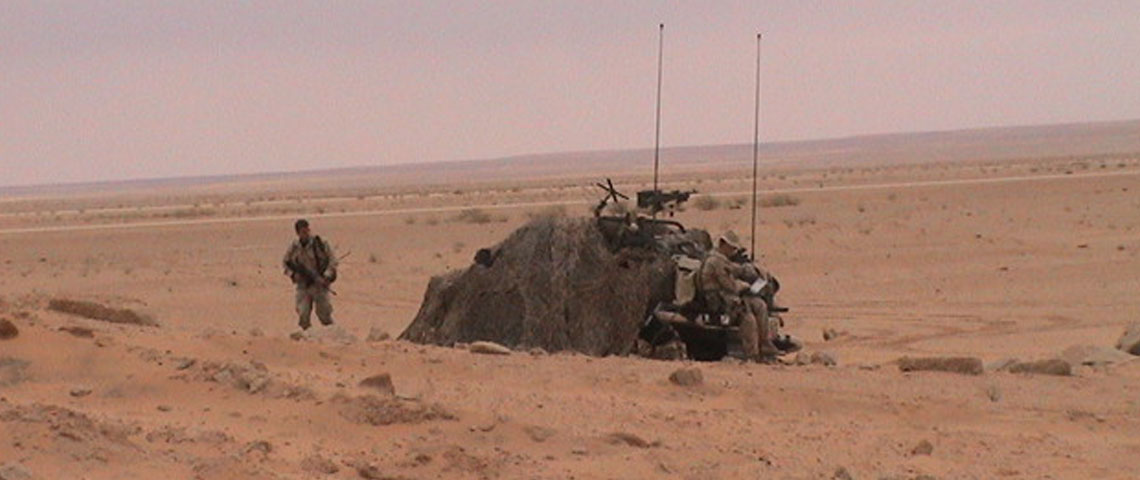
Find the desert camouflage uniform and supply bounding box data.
[699,250,779,361]
[283,237,338,329]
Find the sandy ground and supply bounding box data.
[2,157,1139,479]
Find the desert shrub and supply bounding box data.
[527,205,568,220]
[453,208,493,224]
[759,194,800,208]
[693,195,721,211]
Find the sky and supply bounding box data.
[2,1,1139,187]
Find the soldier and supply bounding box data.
[698,231,780,363]
[283,219,338,330]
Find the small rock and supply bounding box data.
[793,352,811,366]
[571,447,588,455]
[668,367,703,387]
[1008,359,1071,376]
[0,318,18,340]
[468,341,512,355]
[248,327,264,337]
[157,405,173,412]
[833,466,855,480]
[70,387,93,398]
[59,326,95,338]
[822,328,846,342]
[244,440,272,456]
[910,439,934,456]
[985,357,1019,372]
[810,351,838,367]
[1060,344,1134,367]
[292,325,358,345]
[857,363,880,371]
[524,425,557,443]
[365,327,390,342]
[175,358,197,370]
[528,347,548,356]
[606,431,658,448]
[1116,323,1140,356]
[898,356,983,375]
[359,373,396,396]
[356,465,385,479]
[984,384,1002,402]
[300,455,340,475]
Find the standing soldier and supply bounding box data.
[283,219,338,330]
[699,231,780,363]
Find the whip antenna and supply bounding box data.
[652,23,664,219]
[750,33,762,261]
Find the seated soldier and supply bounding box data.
[698,231,780,363]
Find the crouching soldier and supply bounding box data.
[283,219,338,330]
[699,231,780,363]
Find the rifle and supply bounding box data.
[285,259,336,295]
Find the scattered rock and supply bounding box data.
[157,405,172,412]
[1060,344,1135,367]
[668,367,704,387]
[334,394,454,426]
[1116,323,1140,356]
[356,465,385,480]
[47,298,158,327]
[468,341,512,355]
[810,351,838,367]
[366,327,391,342]
[70,386,93,398]
[606,431,659,448]
[0,464,32,480]
[58,326,95,338]
[857,363,881,371]
[833,466,855,480]
[822,328,846,342]
[985,357,1019,372]
[523,425,557,443]
[898,356,983,375]
[291,325,358,345]
[528,347,548,356]
[0,319,18,340]
[571,447,588,456]
[248,327,264,337]
[175,358,197,370]
[359,373,396,396]
[910,439,934,456]
[1008,359,1071,376]
[300,455,340,475]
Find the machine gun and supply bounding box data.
[637,188,696,217]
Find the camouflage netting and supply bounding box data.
[399,217,674,356]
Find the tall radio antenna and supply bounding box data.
[652,23,664,219]
[750,32,762,261]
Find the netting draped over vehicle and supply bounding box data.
[399,217,674,356]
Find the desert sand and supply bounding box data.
[2,145,1140,479]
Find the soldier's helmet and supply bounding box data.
[718,230,742,249]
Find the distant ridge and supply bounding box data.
[3,119,1138,197]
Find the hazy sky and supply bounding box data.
[3,1,1139,187]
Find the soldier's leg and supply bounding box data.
[295,288,314,330]
[747,297,780,357]
[733,302,761,360]
[313,288,335,326]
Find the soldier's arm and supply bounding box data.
[321,239,338,282]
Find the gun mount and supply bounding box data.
[636,188,696,217]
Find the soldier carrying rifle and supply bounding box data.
[283,219,338,330]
